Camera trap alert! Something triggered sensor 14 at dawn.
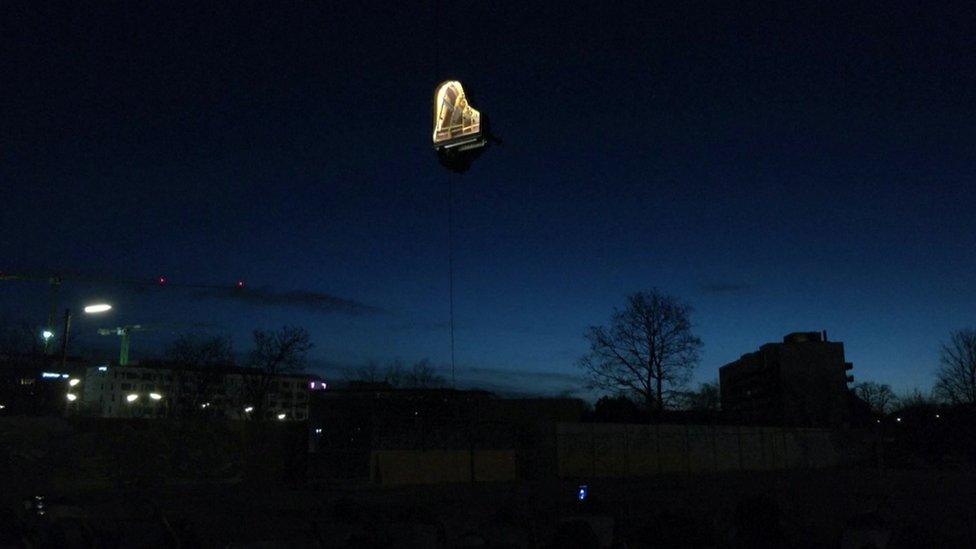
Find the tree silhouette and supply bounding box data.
[579,290,702,411]
[243,326,312,419]
[405,359,445,388]
[681,381,721,412]
[935,329,976,404]
[853,381,896,415]
[164,333,235,418]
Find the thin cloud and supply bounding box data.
[699,282,754,294]
[191,286,383,316]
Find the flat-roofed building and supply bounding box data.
[719,331,853,426]
[71,362,319,421]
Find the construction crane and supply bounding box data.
[96,322,210,367]
[97,325,154,366]
[0,271,246,353]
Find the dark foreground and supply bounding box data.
[2,468,974,547]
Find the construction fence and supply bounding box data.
[556,422,839,478]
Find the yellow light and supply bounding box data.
[126,394,139,403]
[433,81,481,145]
[149,393,162,400]
[83,304,112,314]
[68,378,80,387]
[66,393,78,402]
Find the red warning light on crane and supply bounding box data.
[235,280,246,289]
[158,276,168,286]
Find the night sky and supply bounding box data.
[2,2,974,397]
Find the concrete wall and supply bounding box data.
[557,423,838,478]
[370,450,516,486]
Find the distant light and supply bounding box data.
[97,366,108,372]
[236,280,246,289]
[310,381,315,389]
[896,417,902,422]
[935,414,941,419]
[876,419,881,424]
[244,406,254,413]
[41,372,62,378]
[41,330,54,340]
[578,484,588,502]
[61,374,69,379]
[277,413,286,420]
[149,393,162,400]
[0,404,5,410]
[158,275,168,286]
[201,402,210,409]
[66,393,78,402]
[83,303,112,314]
[68,378,80,387]
[314,428,323,434]
[126,394,139,403]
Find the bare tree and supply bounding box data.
[346,360,384,383]
[384,359,406,388]
[579,290,703,411]
[346,360,402,386]
[164,333,235,417]
[681,381,720,412]
[893,388,936,412]
[243,326,312,419]
[344,358,445,388]
[935,329,976,404]
[405,359,445,388]
[853,381,896,415]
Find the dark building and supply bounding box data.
[719,331,853,426]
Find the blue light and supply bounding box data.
[577,484,588,502]
[41,372,62,378]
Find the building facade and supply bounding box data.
[719,331,853,426]
[70,362,320,421]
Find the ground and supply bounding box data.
[6,468,972,547]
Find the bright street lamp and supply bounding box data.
[66,393,78,402]
[277,413,286,420]
[59,302,113,370]
[126,393,139,403]
[244,406,254,413]
[68,378,80,387]
[149,393,162,401]
[42,330,54,341]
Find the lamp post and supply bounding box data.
[59,303,112,369]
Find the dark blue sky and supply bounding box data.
[2,1,974,396]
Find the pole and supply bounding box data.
[59,308,71,370]
[448,175,456,388]
[45,277,62,354]
[119,328,130,366]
